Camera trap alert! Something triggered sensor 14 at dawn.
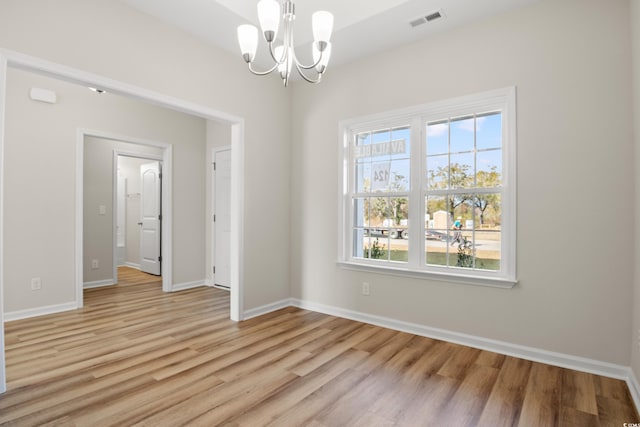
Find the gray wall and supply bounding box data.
[631,0,640,379]
[290,0,634,365]
[2,0,639,373]
[4,68,206,311]
[0,0,292,313]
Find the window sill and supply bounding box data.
[337,261,517,289]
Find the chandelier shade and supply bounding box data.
[236,0,334,86]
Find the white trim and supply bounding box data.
[626,369,640,414]
[0,48,246,393]
[230,123,244,321]
[338,87,517,286]
[4,302,78,322]
[123,262,141,270]
[83,279,115,289]
[243,298,293,320]
[626,368,640,410]
[171,280,207,292]
[338,261,517,288]
[289,298,631,380]
[0,53,6,394]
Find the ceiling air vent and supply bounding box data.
[409,16,427,27]
[426,10,444,22]
[409,9,445,28]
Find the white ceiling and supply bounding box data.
[121,0,540,68]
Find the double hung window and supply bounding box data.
[339,88,516,287]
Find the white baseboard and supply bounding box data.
[4,301,78,322]
[282,298,634,389]
[171,280,206,292]
[83,279,115,289]
[626,369,640,413]
[204,278,213,287]
[123,262,141,270]
[243,298,293,320]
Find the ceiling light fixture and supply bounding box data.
[236,0,334,86]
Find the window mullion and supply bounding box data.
[408,117,422,267]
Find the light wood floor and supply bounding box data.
[1,267,638,426]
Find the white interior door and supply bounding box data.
[214,149,231,288]
[140,161,161,275]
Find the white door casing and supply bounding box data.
[214,148,231,288]
[140,161,161,275]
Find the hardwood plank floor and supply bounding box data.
[1,267,638,426]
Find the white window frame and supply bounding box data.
[338,87,517,288]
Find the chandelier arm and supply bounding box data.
[290,45,324,70]
[267,41,288,65]
[247,61,280,76]
[294,62,322,84]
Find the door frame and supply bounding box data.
[0,49,246,394]
[81,132,170,303]
[211,145,232,289]
[112,150,164,287]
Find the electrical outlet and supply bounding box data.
[362,282,370,296]
[31,277,41,290]
[91,259,99,269]
[99,205,106,215]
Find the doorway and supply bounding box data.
[0,50,246,394]
[115,154,164,281]
[81,132,170,303]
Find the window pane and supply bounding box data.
[426,121,449,156]
[372,128,391,145]
[426,195,450,265]
[477,112,502,150]
[391,126,411,160]
[353,228,367,259]
[426,154,449,190]
[388,197,409,228]
[389,160,410,192]
[450,116,474,153]
[353,197,368,227]
[355,162,371,192]
[477,149,502,187]
[474,194,501,271]
[426,195,449,228]
[371,160,391,192]
[365,236,388,260]
[389,204,409,263]
[449,198,474,268]
[450,152,474,188]
[369,197,389,227]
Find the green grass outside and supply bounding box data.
[382,250,500,271]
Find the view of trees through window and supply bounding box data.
[352,126,410,262]
[425,112,502,271]
[348,107,505,274]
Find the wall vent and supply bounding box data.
[409,17,427,27]
[426,10,444,22]
[409,9,445,28]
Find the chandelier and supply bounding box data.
[236,0,334,86]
